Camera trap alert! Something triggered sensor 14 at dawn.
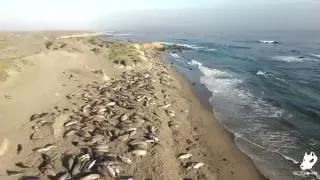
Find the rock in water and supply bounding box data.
[52,114,69,138]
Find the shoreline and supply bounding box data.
[161,47,270,179]
[0,32,266,179]
[168,64,268,180]
[166,63,268,180]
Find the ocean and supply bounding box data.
[103,30,320,180]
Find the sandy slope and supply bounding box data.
[0,32,117,171]
[0,32,265,180]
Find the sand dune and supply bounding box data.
[0,32,265,180]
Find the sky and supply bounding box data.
[0,0,320,32]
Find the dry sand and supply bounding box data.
[0,32,265,180]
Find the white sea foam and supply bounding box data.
[188,60,203,66]
[169,52,186,60]
[176,44,211,51]
[201,75,242,94]
[188,60,243,94]
[274,56,304,62]
[161,42,201,50]
[201,68,285,120]
[256,70,265,76]
[196,63,284,119]
[281,154,299,164]
[273,56,319,63]
[189,58,304,180]
[236,136,267,150]
[170,52,182,59]
[162,42,216,52]
[199,66,233,79]
[176,43,205,50]
[293,170,320,179]
[207,48,217,52]
[161,42,174,46]
[169,52,187,63]
[310,53,320,59]
[256,70,287,83]
[259,40,279,44]
[306,138,320,146]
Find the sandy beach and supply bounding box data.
[0,32,265,180]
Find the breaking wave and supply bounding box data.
[162,42,217,52]
[169,52,188,62]
[259,40,280,44]
[310,54,320,59]
[189,61,285,119]
[281,154,299,164]
[161,34,320,180]
[187,60,203,66]
[273,56,320,63]
[186,59,314,180]
[256,70,265,76]
[176,43,205,50]
[169,52,182,59]
[234,40,280,45]
[256,70,286,83]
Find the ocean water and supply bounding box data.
[103,31,320,180]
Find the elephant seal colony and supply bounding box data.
[0,32,265,180]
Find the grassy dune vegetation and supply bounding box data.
[107,41,142,67]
